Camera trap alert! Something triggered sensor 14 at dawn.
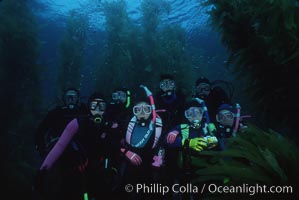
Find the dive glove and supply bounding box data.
[166,130,179,144]
[204,136,218,149]
[124,150,142,166]
[152,148,165,167]
[208,123,217,135]
[184,137,207,152]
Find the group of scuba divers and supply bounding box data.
[33,74,251,200]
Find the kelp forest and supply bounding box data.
[0,0,299,199]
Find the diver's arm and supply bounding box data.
[165,126,182,148]
[40,118,79,170]
[34,109,57,154]
[169,135,184,148]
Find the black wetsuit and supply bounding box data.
[195,86,231,122]
[34,103,88,158]
[155,90,186,193]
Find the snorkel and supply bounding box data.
[140,85,156,123]
[193,97,210,135]
[140,85,163,166]
[193,97,210,123]
[125,90,131,108]
[231,103,252,136]
[232,103,241,137]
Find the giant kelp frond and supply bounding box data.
[95,0,192,92]
[95,0,139,90]
[204,0,299,134]
[0,0,41,198]
[57,10,89,92]
[192,124,299,190]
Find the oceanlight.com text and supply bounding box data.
[207,183,293,196]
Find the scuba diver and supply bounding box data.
[103,87,133,187]
[192,76,233,122]
[165,99,218,199]
[33,92,118,200]
[118,85,164,199]
[106,86,132,132]
[154,74,186,198]
[155,74,186,132]
[215,103,251,150]
[34,87,88,159]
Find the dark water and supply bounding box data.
[1,0,298,199]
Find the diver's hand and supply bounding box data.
[167,130,179,144]
[208,123,217,135]
[204,136,218,149]
[125,150,142,166]
[74,157,89,173]
[152,155,163,167]
[111,122,118,128]
[35,145,47,158]
[185,138,208,152]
